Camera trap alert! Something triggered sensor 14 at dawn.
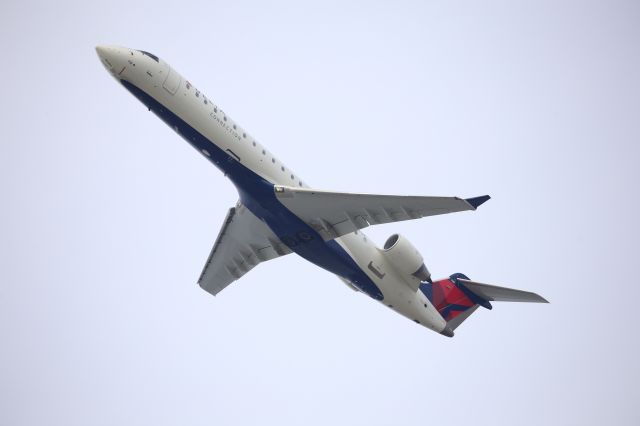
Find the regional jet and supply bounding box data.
[96,45,547,337]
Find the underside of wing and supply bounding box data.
[274,186,490,241]
[198,202,291,296]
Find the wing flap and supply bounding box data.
[275,186,488,241]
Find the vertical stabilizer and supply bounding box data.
[420,273,485,330]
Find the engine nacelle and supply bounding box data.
[382,234,431,283]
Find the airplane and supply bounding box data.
[96,45,548,337]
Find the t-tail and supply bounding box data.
[420,273,548,337]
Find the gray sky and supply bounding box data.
[2,0,639,425]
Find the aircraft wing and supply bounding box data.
[274,186,490,241]
[198,202,291,296]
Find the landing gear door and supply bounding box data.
[163,67,181,95]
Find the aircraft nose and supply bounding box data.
[96,44,134,79]
[95,44,118,70]
[95,45,108,56]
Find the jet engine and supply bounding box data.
[382,234,432,283]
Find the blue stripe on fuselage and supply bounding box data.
[120,80,384,300]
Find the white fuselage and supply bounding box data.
[96,45,447,334]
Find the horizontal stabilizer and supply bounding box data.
[446,305,480,331]
[421,274,548,335]
[458,279,549,303]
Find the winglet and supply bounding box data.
[465,195,491,210]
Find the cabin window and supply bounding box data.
[223,116,227,121]
[281,166,285,171]
[290,174,294,180]
[262,149,266,155]
[298,181,302,186]
[243,133,246,138]
[271,158,275,163]
[252,141,256,146]
[233,124,236,130]
[214,107,217,113]
[195,91,200,97]
[204,98,208,104]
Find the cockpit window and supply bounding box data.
[138,50,159,62]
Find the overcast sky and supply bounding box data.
[2,1,639,425]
